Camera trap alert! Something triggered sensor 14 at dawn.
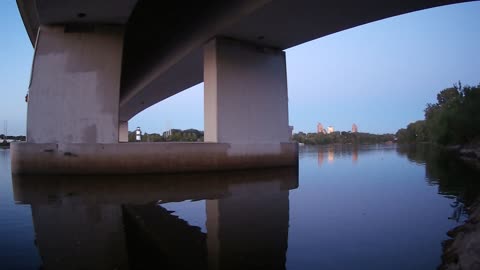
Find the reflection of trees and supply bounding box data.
[396,144,480,207]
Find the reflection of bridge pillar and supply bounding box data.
[119,121,128,142]
[206,181,290,270]
[26,25,124,143]
[31,201,128,270]
[204,37,290,143]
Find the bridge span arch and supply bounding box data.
[13,0,475,174]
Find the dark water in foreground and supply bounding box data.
[0,144,479,270]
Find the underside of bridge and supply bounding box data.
[12,0,473,174]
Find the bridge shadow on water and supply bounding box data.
[12,168,298,270]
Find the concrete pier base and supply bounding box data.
[10,142,298,175]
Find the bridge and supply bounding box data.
[12,0,472,174]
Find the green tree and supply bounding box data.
[399,82,480,145]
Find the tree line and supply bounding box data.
[0,135,26,141]
[396,82,480,146]
[292,131,395,145]
[128,129,204,142]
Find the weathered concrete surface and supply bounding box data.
[440,199,480,270]
[204,38,290,143]
[10,142,298,175]
[18,1,474,122]
[119,121,129,142]
[27,25,124,144]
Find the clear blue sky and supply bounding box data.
[1,1,480,135]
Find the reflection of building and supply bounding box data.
[352,123,358,133]
[328,147,334,163]
[13,169,298,270]
[318,148,335,166]
[317,150,324,167]
[352,145,358,164]
[327,126,334,134]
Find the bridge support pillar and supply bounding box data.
[11,34,298,175]
[204,38,290,143]
[119,121,129,142]
[26,25,124,144]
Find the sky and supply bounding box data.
[1,1,480,135]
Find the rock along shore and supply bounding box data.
[439,199,480,270]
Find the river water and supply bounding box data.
[0,144,478,270]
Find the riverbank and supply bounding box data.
[446,144,480,169]
[440,199,480,270]
[459,145,480,170]
[437,143,480,270]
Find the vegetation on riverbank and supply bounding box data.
[396,82,480,146]
[128,129,204,142]
[0,134,26,148]
[0,134,26,141]
[292,131,394,145]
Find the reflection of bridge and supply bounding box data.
[13,168,297,269]
[12,0,472,174]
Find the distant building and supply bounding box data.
[317,123,324,134]
[135,127,142,141]
[163,129,173,138]
[288,125,294,139]
[352,123,358,133]
[327,126,334,134]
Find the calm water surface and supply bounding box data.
[0,144,479,270]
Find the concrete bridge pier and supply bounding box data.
[11,32,298,175]
[119,121,129,143]
[26,25,124,144]
[204,38,290,144]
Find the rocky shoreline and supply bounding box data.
[446,144,480,169]
[438,144,480,270]
[440,199,480,270]
[458,146,480,170]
